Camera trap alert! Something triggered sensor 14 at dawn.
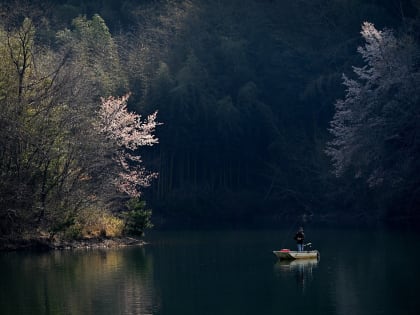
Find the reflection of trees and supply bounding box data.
[0,248,157,315]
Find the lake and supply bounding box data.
[1,227,419,315]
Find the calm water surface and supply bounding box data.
[1,228,419,315]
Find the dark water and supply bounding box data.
[1,228,419,315]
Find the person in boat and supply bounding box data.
[294,227,305,252]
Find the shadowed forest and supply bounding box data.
[0,0,419,241]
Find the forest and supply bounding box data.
[0,0,419,241]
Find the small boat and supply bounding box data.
[273,249,320,260]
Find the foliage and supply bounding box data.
[123,198,153,236]
[0,11,158,239]
[56,13,126,97]
[97,93,159,198]
[0,17,94,235]
[90,213,125,238]
[326,22,420,218]
[1,0,419,234]
[68,207,125,239]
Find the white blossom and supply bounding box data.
[326,22,419,188]
[98,93,159,197]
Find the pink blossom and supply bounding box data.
[98,93,159,197]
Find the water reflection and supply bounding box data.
[0,248,157,315]
[274,259,319,291]
[2,229,419,315]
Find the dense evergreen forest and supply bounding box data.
[1,0,419,240]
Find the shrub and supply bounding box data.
[123,198,153,236]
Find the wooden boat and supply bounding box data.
[273,249,320,260]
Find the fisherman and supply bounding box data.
[294,227,305,252]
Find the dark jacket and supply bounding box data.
[294,231,305,244]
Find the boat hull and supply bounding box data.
[273,250,319,260]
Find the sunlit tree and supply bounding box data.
[0,17,104,234]
[326,22,420,215]
[57,14,126,97]
[97,93,159,198]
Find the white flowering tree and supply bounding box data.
[98,93,159,198]
[326,22,420,215]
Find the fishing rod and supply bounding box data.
[304,242,312,248]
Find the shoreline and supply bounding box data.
[0,236,146,251]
